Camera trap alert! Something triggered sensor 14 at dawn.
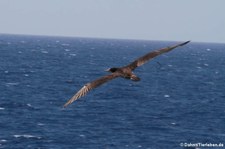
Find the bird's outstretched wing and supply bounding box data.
[126,41,190,70]
[63,73,120,107]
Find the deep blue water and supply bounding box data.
[0,34,225,149]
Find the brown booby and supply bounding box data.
[63,41,190,107]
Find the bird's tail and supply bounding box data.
[130,74,141,81]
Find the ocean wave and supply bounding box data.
[41,50,48,54]
[37,123,45,126]
[5,83,19,87]
[13,134,42,139]
[164,95,170,98]
[69,53,76,56]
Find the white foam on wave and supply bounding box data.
[61,43,70,46]
[164,95,170,98]
[5,82,19,86]
[27,104,32,107]
[13,134,41,139]
[41,51,48,54]
[0,107,5,110]
[64,49,70,52]
[37,123,45,126]
[24,74,29,77]
[0,140,7,142]
[79,134,85,138]
[206,48,211,51]
[69,53,76,56]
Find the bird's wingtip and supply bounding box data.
[183,40,191,44]
[178,40,191,46]
[63,102,70,108]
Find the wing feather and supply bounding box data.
[63,73,119,107]
[126,41,190,70]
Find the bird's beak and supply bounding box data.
[105,68,110,72]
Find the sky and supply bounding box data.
[0,0,225,43]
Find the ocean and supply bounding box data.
[0,34,225,149]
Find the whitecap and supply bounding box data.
[61,43,70,46]
[41,51,48,54]
[79,134,85,137]
[0,107,5,110]
[171,122,176,125]
[5,82,19,86]
[168,64,173,67]
[64,49,70,52]
[37,123,45,126]
[13,134,41,139]
[18,51,22,54]
[27,104,32,107]
[13,135,22,138]
[164,95,170,98]
[24,74,29,77]
[204,63,209,66]
[206,48,211,51]
[4,70,9,73]
[69,53,76,56]
[196,66,202,69]
[0,140,7,142]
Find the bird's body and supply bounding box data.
[107,67,140,81]
[63,41,190,107]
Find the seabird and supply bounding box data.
[63,41,190,107]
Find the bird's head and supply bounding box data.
[105,67,118,73]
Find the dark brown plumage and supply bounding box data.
[63,41,190,107]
